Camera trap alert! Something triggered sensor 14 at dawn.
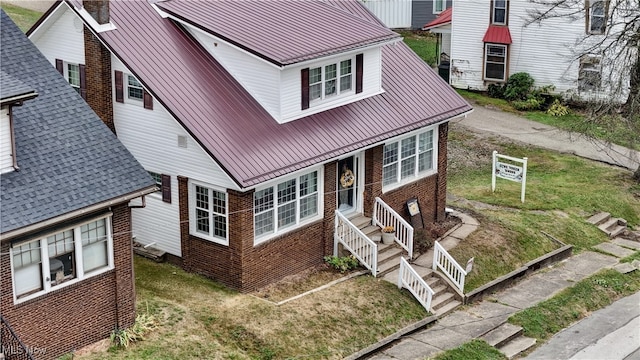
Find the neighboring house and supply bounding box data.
[362,0,451,29]
[0,11,156,360]
[29,0,472,293]
[433,0,630,99]
[423,7,453,82]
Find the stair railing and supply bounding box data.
[334,211,378,276]
[432,241,466,293]
[398,257,434,312]
[1,315,35,360]
[372,197,414,258]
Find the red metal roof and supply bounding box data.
[156,0,400,66]
[64,0,471,188]
[423,7,452,30]
[482,25,512,44]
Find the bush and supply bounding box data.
[547,99,571,116]
[110,313,157,349]
[504,72,535,101]
[512,97,543,111]
[324,255,359,273]
[487,83,505,99]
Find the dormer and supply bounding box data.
[155,0,400,124]
[0,71,38,174]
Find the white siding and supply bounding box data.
[0,107,13,173]
[449,0,487,90]
[30,5,85,68]
[361,0,412,28]
[112,57,238,257]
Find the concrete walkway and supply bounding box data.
[455,105,640,172]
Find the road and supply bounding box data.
[525,291,640,360]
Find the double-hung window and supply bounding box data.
[127,75,144,101]
[588,1,606,34]
[492,0,507,25]
[191,183,227,243]
[484,44,507,81]
[433,0,446,13]
[578,56,602,92]
[54,59,86,99]
[309,59,353,102]
[383,129,436,188]
[254,169,320,243]
[67,63,81,94]
[11,216,114,302]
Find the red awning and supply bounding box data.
[423,7,452,30]
[482,25,512,44]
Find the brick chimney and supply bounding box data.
[83,0,115,134]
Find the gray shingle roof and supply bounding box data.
[0,10,156,235]
[0,70,35,102]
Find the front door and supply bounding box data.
[337,156,359,213]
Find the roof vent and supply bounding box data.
[177,135,187,148]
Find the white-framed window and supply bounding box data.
[492,0,507,25]
[309,58,353,103]
[11,215,114,303]
[127,75,144,101]
[484,44,507,81]
[578,55,602,92]
[383,128,437,190]
[190,181,228,244]
[148,171,162,195]
[67,63,80,94]
[254,168,321,244]
[588,0,606,34]
[433,0,446,13]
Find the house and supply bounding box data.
[29,0,472,293]
[423,7,453,81]
[434,0,631,99]
[362,0,452,29]
[0,10,156,360]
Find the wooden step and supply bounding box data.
[498,336,537,359]
[587,212,610,225]
[481,323,523,348]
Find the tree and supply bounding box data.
[525,0,640,179]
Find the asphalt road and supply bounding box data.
[525,291,640,360]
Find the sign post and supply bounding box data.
[492,151,528,203]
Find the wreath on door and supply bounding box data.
[340,169,355,188]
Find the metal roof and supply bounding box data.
[483,25,513,44]
[61,0,471,188]
[423,7,452,30]
[156,0,400,66]
[1,10,156,234]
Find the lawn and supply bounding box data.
[398,31,438,66]
[0,3,42,32]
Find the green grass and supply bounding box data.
[0,3,42,33]
[455,89,515,112]
[431,339,507,360]
[399,31,438,66]
[509,268,640,341]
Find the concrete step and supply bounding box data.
[480,323,523,348]
[612,237,640,250]
[349,215,371,229]
[600,217,621,231]
[433,298,461,317]
[431,291,455,311]
[133,243,166,262]
[431,284,447,297]
[608,225,627,238]
[599,218,628,238]
[498,336,537,359]
[593,242,635,258]
[587,212,610,226]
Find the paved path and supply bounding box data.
[525,291,640,360]
[455,105,640,172]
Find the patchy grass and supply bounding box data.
[456,89,515,113]
[509,268,640,341]
[76,257,427,359]
[0,3,42,33]
[398,31,438,66]
[432,339,507,360]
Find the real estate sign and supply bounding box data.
[492,151,528,203]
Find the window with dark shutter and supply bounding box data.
[301,68,310,110]
[79,64,87,100]
[114,70,124,103]
[55,59,63,75]
[161,174,171,203]
[143,90,153,110]
[356,54,363,94]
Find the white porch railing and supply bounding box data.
[398,257,434,313]
[432,241,466,293]
[334,211,378,276]
[373,197,414,258]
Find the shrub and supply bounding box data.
[110,313,157,349]
[324,255,359,273]
[504,72,535,101]
[487,83,505,99]
[512,97,543,111]
[547,99,571,116]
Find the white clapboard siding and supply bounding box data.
[361,0,412,29]
[30,5,85,67]
[0,108,13,173]
[449,0,487,90]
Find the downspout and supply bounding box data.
[8,105,19,171]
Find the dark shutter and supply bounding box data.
[79,64,87,100]
[143,90,153,110]
[301,68,310,110]
[161,174,171,203]
[584,0,590,34]
[115,70,124,103]
[55,59,63,75]
[356,54,363,94]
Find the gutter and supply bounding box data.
[0,185,157,242]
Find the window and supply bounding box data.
[55,59,86,99]
[254,170,320,242]
[484,44,507,81]
[492,0,507,25]
[588,1,606,34]
[149,171,162,190]
[191,183,227,243]
[11,216,113,302]
[67,63,80,94]
[578,56,601,92]
[433,0,446,13]
[383,129,436,188]
[309,59,353,102]
[127,75,144,101]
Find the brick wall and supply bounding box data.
[0,204,135,360]
[83,27,115,134]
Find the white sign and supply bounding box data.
[492,151,528,203]
[466,257,474,273]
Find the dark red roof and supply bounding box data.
[483,25,512,44]
[423,7,452,30]
[156,0,400,66]
[64,0,471,188]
